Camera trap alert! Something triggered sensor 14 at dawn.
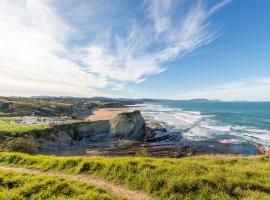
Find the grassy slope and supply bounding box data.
[0,117,48,134]
[0,169,123,200]
[0,98,73,117]
[0,118,89,136]
[0,97,130,117]
[0,153,269,199]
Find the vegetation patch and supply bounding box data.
[0,117,48,134]
[0,168,124,200]
[0,153,269,199]
[4,137,39,154]
[0,97,132,118]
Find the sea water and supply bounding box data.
[132,101,270,152]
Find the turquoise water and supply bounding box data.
[164,101,270,130]
[137,101,270,149]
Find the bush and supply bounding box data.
[5,137,39,154]
[135,149,151,157]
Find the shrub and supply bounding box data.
[5,137,39,154]
[135,149,151,157]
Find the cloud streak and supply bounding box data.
[80,0,230,84]
[172,77,270,101]
[0,0,230,97]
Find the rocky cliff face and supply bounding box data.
[109,110,145,139]
[78,121,110,138]
[71,105,91,119]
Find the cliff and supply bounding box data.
[109,110,145,139]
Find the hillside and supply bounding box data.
[0,168,124,200]
[0,97,133,118]
[0,153,269,200]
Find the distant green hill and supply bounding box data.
[0,97,132,118]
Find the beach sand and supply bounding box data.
[86,107,129,121]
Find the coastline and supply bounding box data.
[38,106,268,157]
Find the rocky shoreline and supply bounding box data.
[37,110,270,157]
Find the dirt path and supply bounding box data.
[0,165,155,200]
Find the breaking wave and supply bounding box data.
[131,103,270,146]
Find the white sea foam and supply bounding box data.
[219,138,244,144]
[131,103,270,146]
[200,124,232,132]
[134,103,203,130]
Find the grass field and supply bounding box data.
[0,152,269,199]
[0,117,48,134]
[0,169,123,200]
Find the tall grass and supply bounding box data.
[0,152,269,199]
[0,168,124,200]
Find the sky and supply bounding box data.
[0,0,270,101]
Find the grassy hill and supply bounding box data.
[0,97,132,117]
[0,97,75,117]
[0,168,124,200]
[0,153,269,200]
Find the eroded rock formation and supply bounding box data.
[257,146,270,154]
[147,122,167,132]
[110,110,145,139]
[71,105,91,119]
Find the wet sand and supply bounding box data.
[86,107,129,121]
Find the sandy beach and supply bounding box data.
[86,107,129,121]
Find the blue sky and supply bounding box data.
[0,0,269,100]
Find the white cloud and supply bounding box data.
[172,77,270,101]
[0,0,230,97]
[0,0,107,97]
[80,0,230,85]
[148,0,172,33]
[112,83,124,91]
[209,0,232,15]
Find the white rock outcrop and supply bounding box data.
[109,110,145,139]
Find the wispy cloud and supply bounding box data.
[148,0,172,33]
[80,0,230,84]
[172,77,270,101]
[209,0,232,15]
[0,0,230,97]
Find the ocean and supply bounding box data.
[133,101,270,154]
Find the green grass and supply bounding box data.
[0,118,48,134]
[0,97,74,117]
[0,153,269,199]
[0,169,124,200]
[0,97,131,117]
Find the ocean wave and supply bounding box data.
[131,103,270,146]
[136,103,203,130]
[218,138,244,144]
[200,124,232,132]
